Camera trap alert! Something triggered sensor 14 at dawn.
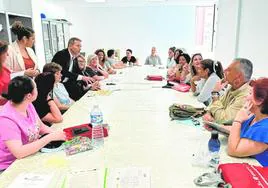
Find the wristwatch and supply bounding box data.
[211,91,220,97]
[211,91,220,101]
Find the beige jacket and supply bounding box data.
[6,41,38,76]
[207,83,250,124]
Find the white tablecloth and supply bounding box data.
[0,65,259,188]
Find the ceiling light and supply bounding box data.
[85,0,105,3]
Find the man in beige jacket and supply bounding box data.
[203,58,253,124]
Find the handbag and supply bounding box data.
[172,83,191,92]
[169,104,205,120]
[218,163,268,188]
[146,75,163,81]
[63,123,108,140]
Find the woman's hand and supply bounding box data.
[25,68,37,77]
[191,75,201,82]
[182,64,190,73]
[234,101,254,123]
[48,130,66,141]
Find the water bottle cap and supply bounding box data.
[93,104,99,108]
[211,130,219,139]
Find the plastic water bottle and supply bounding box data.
[208,131,221,166]
[90,105,104,148]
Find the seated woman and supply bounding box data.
[192,59,224,105]
[121,49,139,66]
[43,63,75,112]
[189,53,203,94]
[166,47,176,68]
[6,21,39,78]
[228,78,268,167]
[33,72,63,124]
[0,76,65,170]
[106,49,126,69]
[174,48,183,64]
[95,49,116,74]
[85,54,109,81]
[0,40,10,106]
[167,53,191,83]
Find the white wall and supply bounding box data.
[2,0,32,15]
[214,0,240,66]
[56,4,199,64]
[31,1,67,69]
[215,0,268,77]
[237,0,268,77]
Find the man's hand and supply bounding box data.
[213,79,228,92]
[91,81,100,91]
[82,76,95,84]
[202,113,215,122]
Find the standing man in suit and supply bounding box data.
[52,37,94,100]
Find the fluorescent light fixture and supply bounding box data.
[147,0,165,1]
[85,0,105,3]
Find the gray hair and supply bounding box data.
[234,58,253,82]
[68,37,81,47]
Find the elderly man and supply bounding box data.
[203,58,253,124]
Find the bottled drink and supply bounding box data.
[90,105,104,148]
[208,131,221,166]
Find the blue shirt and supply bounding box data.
[240,115,268,166]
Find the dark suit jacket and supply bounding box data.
[52,48,81,82]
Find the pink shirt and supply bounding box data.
[0,102,40,169]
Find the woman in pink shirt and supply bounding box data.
[0,40,11,106]
[0,76,66,170]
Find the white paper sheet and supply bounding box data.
[8,173,53,188]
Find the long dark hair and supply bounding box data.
[11,21,34,41]
[34,72,55,102]
[2,76,34,104]
[177,53,191,64]
[200,59,224,79]
[95,49,106,63]
[0,40,8,73]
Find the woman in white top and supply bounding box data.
[42,63,74,112]
[166,47,176,68]
[192,59,224,105]
[6,21,39,78]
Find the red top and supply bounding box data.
[0,66,11,105]
[23,57,35,69]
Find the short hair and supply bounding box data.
[107,49,115,58]
[87,54,98,65]
[68,37,81,47]
[126,49,132,54]
[250,78,268,114]
[11,21,34,41]
[234,58,253,82]
[2,76,34,104]
[43,62,62,74]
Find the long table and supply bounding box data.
[0,66,259,187]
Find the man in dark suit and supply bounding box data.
[52,37,95,100]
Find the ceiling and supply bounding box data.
[50,0,217,7]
